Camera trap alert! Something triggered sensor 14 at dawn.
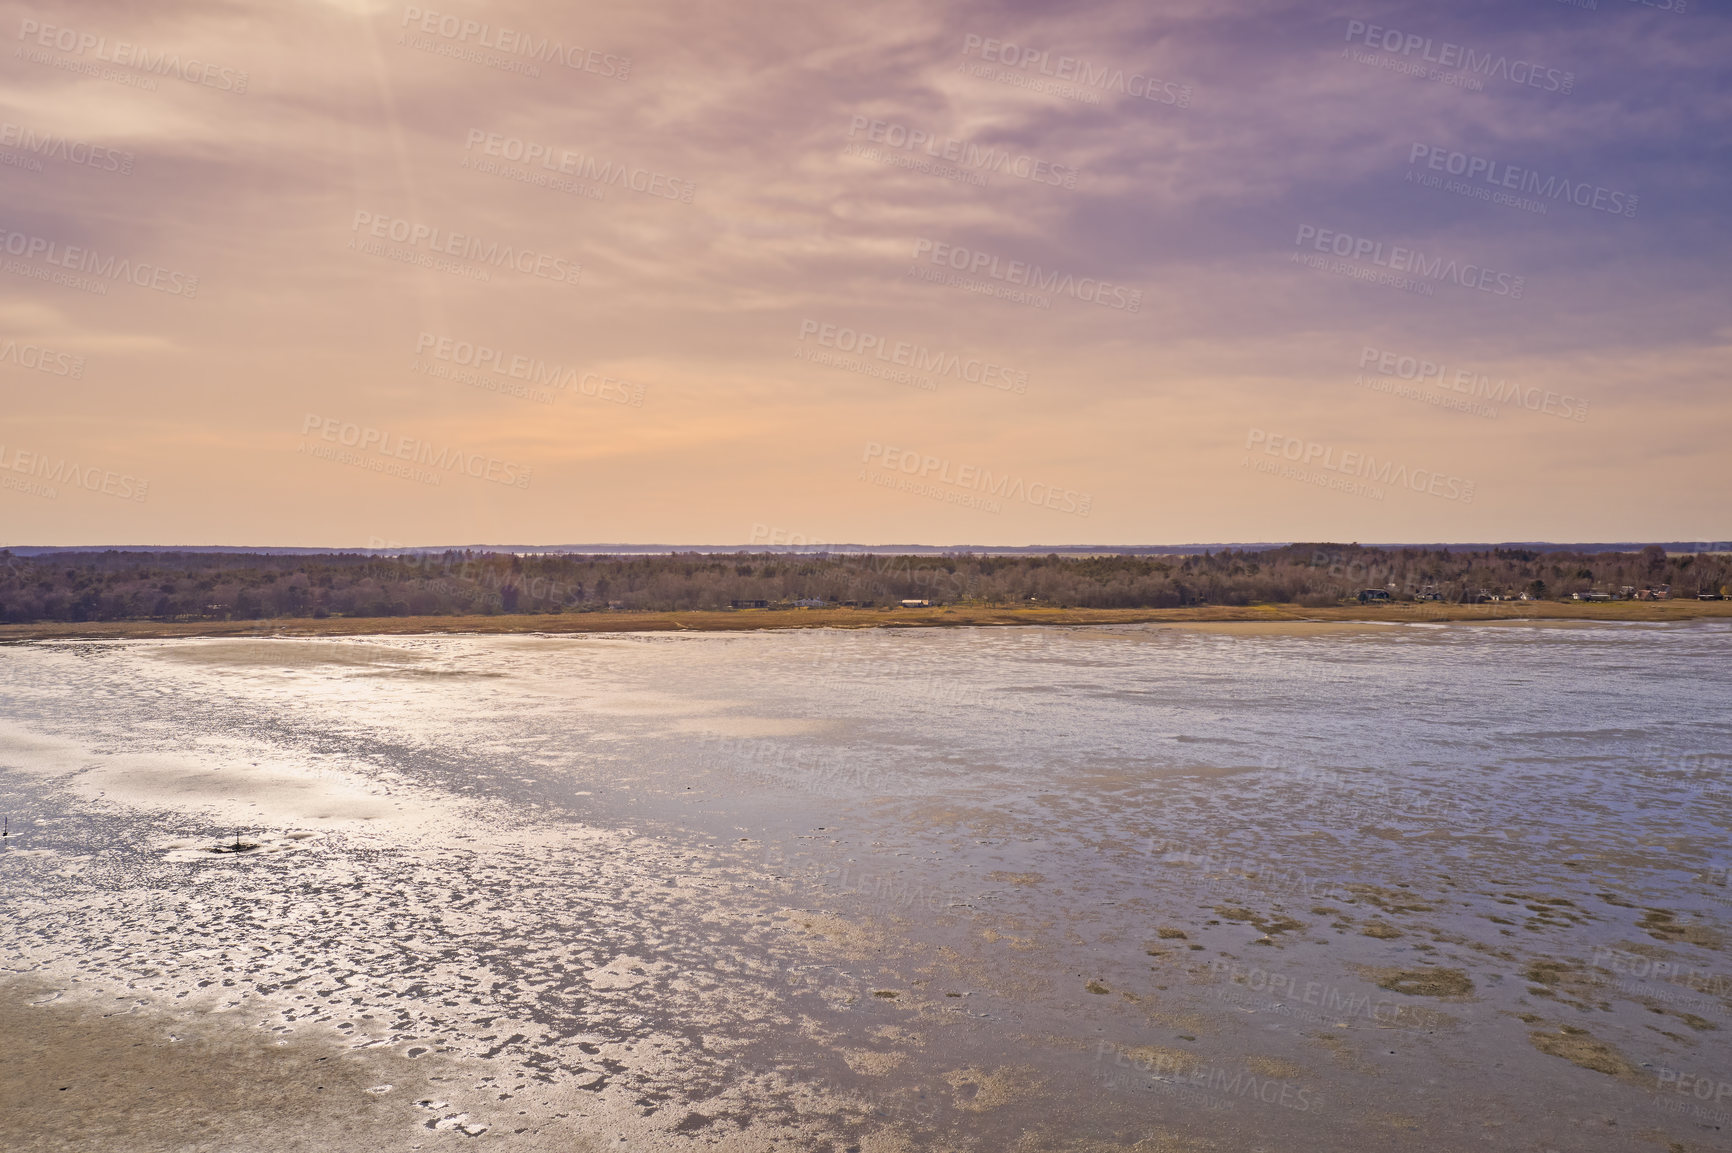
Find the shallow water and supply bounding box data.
[1,622,1728,1151]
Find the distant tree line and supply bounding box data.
[0,544,1727,624]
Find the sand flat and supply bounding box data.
[1,625,1727,1150]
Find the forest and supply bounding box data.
[0,544,1727,623]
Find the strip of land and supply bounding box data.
[4,599,1729,641]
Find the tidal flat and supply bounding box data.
[1,622,1728,1151]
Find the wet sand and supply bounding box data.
[1,625,1727,1151]
[0,981,465,1153]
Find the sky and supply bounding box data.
[1,0,1727,548]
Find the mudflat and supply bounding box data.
[0,982,461,1153]
[3,623,1727,1151]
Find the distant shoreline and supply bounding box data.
[3,600,1728,641]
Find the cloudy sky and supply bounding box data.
[1,0,1727,547]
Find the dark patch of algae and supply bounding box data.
[1527,1025,1643,1081]
[1362,967,1474,997]
[1640,909,1723,948]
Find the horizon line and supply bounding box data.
[6,539,1731,556]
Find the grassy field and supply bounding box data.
[3,599,1729,641]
